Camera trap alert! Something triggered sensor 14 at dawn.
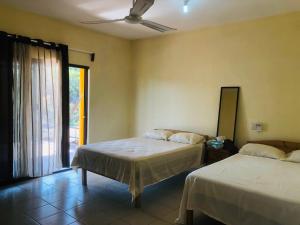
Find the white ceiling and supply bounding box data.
[1,0,300,39]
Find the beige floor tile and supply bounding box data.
[122,210,157,225]
[38,212,76,225]
[25,204,61,220]
[50,196,83,210]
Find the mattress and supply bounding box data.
[177,154,300,225]
[71,137,204,198]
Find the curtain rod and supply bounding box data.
[7,34,55,46]
[4,32,95,62]
[69,48,95,62]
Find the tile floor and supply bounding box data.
[0,170,224,225]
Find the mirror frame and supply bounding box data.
[216,86,240,143]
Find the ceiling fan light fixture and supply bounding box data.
[183,0,190,13]
[183,4,188,13]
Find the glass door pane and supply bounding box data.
[69,66,86,164]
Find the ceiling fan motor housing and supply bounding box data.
[125,15,142,24]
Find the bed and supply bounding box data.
[71,133,205,207]
[177,140,300,225]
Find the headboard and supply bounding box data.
[249,140,300,154]
[156,129,210,140]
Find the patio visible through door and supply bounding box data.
[69,65,88,164]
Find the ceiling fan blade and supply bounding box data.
[130,0,154,17]
[80,18,124,24]
[140,20,176,32]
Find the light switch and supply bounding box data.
[251,122,263,132]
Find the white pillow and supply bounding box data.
[143,129,173,141]
[283,150,300,163]
[168,132,205,145]
[239,143,286,159]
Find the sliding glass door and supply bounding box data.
[69,65,88,164]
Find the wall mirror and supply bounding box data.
[217,87,240,142]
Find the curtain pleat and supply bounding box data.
[12,42,31,178]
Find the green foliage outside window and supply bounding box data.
[69,67,80,127]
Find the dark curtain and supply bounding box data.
[0,32,13,184]
[60,44,70,168]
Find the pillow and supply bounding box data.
[143,129,173,141]
[283,150,300,163]
[168,132,205,145]
[239,143,286,159]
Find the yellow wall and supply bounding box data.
[0,4,133,143]
[1,4,299,147]
[132,12,300,146]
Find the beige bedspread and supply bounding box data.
[71,137,204,198]
[177,154,300,225]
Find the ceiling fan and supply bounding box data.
[81,0,176,32]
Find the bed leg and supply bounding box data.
[132,194,141,208]
[186,210,193,225]
[82,168,87,186]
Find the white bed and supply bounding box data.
[177,141,300,225]
[71,137,204,207]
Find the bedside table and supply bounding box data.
[205,140,238,165]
